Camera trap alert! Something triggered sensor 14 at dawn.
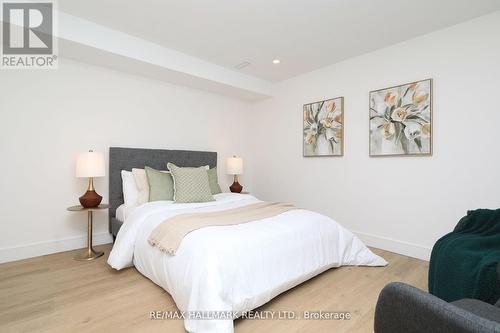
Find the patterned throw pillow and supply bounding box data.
[167,163,215,203]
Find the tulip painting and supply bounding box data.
[369,79,432,156]
[303,97,344,156]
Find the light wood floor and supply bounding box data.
[0,244,428,333]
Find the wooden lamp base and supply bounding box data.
[79,177,102,208]
[79,190,102,208]
[229,175,243,193]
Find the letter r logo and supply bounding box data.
[2,2,53,54]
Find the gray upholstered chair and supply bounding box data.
[374,282,500,333]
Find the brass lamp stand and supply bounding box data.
[67,204,109,261]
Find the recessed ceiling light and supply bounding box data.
[272,59,281,64]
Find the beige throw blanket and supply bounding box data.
[148,202,296,255]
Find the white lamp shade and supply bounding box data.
[226,156,243,175]
[76,151,105,178]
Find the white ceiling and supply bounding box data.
[60,0,500,82]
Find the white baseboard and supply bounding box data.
[353,230,432,261]
[0,232,113,264]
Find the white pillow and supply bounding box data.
[121,170,139,206]
[132,168,149,205]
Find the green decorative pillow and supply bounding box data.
[145,166,174,202]
[167,163,215,203]
[207,167,222,194]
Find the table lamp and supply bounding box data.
[76,150,105,208]
[226,156,243,193]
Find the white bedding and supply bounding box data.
[108,193,387,333]
[115,204,138,222]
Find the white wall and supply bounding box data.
[249,11,500,260]
[0,59,253,263]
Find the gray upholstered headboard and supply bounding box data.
[108,147,217,235]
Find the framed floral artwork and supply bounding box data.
[303,97,344,157]
[369,79,432,156]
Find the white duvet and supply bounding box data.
[108,193,387,333]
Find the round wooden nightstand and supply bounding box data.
[67,204,109,261]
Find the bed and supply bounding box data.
[107,147,387,333]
